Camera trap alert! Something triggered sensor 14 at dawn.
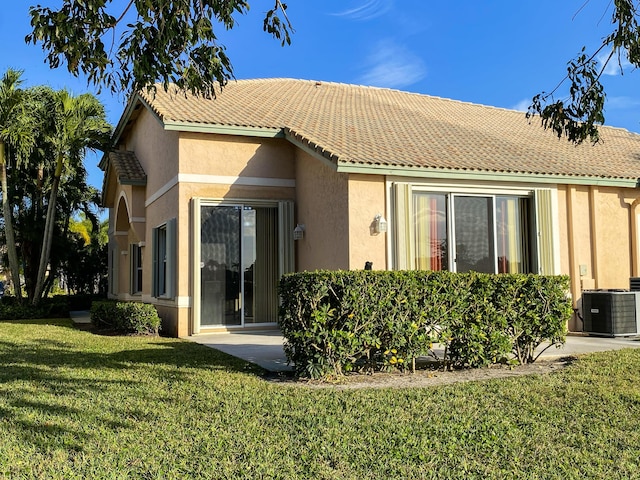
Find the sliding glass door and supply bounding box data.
[453,196,495,273]
[200,204,278,327]
[411,192,532,274]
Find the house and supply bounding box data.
[100,78,640,337]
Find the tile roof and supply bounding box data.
[137,78,640,182]
[107,150,147,185]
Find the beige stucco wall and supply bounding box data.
[559,184,640,330]
[592,186,632,288]
[347,174,388,270]
[295,151,350,270]
[179,133,295,180]
[120,108,179,196]
[115,130,298,336]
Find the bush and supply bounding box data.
[278,271,571,378]
[91,301,161,335]
[0,295,70,320]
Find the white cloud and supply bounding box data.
[357,41,426,89]
[332,0,394,21]
[511,98,533,112]
[597,49,632,76]
[606,96,640,109]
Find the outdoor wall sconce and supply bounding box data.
[373,214,388,234]
[293,224,305,240]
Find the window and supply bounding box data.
[396,184,553,274]
[453,195,497,273]
[413,193,448,271]
[152,219,176,298]
[109,245,118,295]
[495,196,530,274]
[130,244,143,294]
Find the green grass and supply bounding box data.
[1,319,640,479]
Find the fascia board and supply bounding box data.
[163,121,284,138]
[111,93,148,145]
[336,163,640,188]
[284,133,339,172]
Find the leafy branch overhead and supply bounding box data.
[26,0,293,98]
[528,0,640,144]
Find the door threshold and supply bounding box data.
[196,324,279,334]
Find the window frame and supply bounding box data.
[393,182,555,275]
[152,218,176,299]
[130,244,143,295]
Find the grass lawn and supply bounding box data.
[1,319,639,479]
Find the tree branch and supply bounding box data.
[111,0,136,28]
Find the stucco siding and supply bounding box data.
[592,186,631,289]
[559,184,639,330]
[295,151,350,270]
[563,185,633,291]
[122,108,179,196]
[179,133,295,179]
[347,174,388,270]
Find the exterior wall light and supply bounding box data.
[374,214,388,234]
[293,223,305,240]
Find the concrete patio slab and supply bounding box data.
[187,330,294,372]
[70,311,640,372]
[186,330,640,373]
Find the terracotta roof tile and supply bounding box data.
[109,150,146,185]
[138,79,640,181]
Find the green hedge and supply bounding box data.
[90,301,161,335]
[0,296,70,320]
[278,271,571,378]
[0,294,110,321]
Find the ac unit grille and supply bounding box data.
[582,290,639,336]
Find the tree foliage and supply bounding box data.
[26,0,292,98]
[0,69,36,302]
[528,0,640,143]
[63,217,109,296]
[0,78,111,304]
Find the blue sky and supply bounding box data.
[1,1,639,191]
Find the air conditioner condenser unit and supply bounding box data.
[582,290,640,337]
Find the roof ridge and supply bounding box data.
[227,79,640,136]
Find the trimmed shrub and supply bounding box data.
[91,301,161,335]
[0,303,48,320]
[278,270,571,378]
[0,295,71,320]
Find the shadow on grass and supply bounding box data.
[0,320,270,454]
[1,317,76,328]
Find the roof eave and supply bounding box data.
[111,93,157,146]
[336,163,640,188]
[163,121,284,138]
[119,177,147,186]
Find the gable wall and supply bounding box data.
[120,107,180,197]
[175,133,296,333]
[295,151,350,270]
[178,132,295,179]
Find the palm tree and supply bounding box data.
[32,91,111,304]
[0,69,36,301]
